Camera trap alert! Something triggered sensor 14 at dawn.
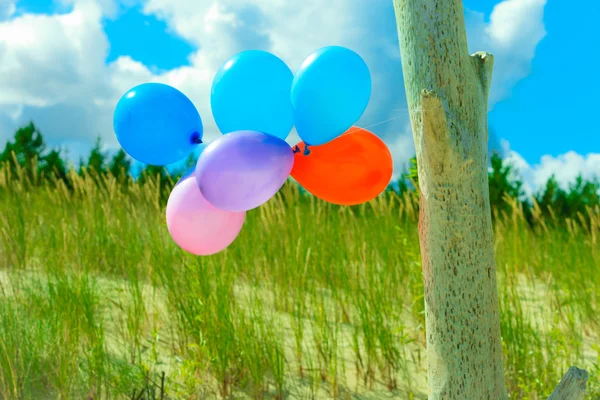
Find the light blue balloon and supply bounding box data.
[114,83,203,166]
[211,50,294,140]
[291,46,371,146]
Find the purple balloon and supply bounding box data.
[195,130,294,212]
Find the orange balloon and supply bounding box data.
[291,126,393,205]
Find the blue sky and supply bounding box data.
[0,0,598,193]
[484,0,599,160]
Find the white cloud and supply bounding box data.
[0,0,564,187]
[500,139,600,197]
[485,0,547,52]
[465,0,547,106]
[0,4,107,106]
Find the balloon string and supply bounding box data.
[292,111,408,154]
[362,113,408,130]
[292,111,407,156]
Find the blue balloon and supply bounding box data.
[211,50,294,140]
[114,83,203,166]
[291,46,371,146]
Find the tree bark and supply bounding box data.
[392,1,589,399]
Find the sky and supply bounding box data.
[0,0,598,195]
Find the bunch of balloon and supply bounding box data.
[112,46,393,256]
[112,50,296,256]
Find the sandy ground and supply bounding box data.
[0,268,596,399]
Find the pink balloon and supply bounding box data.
[166,175,245,255]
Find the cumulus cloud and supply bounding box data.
[500,139,600,197]
[0,1,112,133]
[0,0,551,182]
[465,0,547,106]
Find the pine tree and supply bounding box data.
[488,151,525,216]
[108,149,131,182]
[86,136,107,177]
[0,122,46,182]
[40,149,68,183]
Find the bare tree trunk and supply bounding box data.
[391,0,588,399]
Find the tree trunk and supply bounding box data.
[392,0,588,399]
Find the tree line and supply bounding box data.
[0,122,186,190]
[401,152,599,226]
[1,122,599,225]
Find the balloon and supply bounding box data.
[195,130,294,212]
[166,174,245,256]
[114,82,203,165]
[291,46,371,146]
[291,126,393,205]
[211,50,294,140]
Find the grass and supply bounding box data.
[0,167,598,399]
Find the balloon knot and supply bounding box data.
[293,145,301,154]
[191,132,203,144]
[303,144,311,156]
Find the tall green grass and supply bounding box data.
[0,166,598,399]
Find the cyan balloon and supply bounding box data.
[291,46,371,146]
[211,50,294,140]
[195,130,294,212]
[114,83,203,166]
